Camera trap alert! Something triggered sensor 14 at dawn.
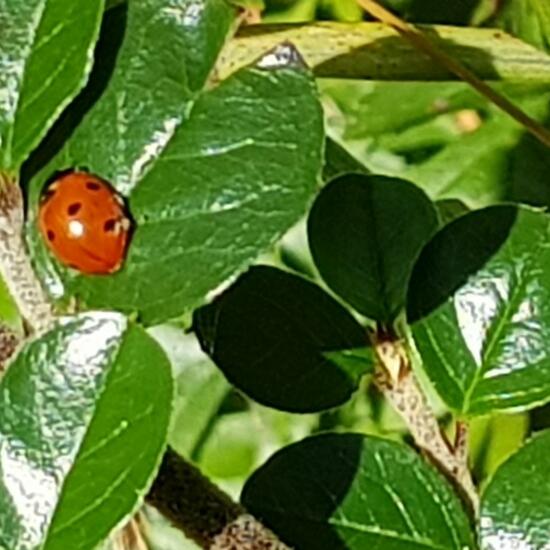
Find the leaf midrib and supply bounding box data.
[462,219,549,413]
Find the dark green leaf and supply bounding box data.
[0,0,104,170]
[242,433,476,550]
[193,266,369,413]
[0,312,173,550]
[480,430,550,550]
[409,205,550,416]
[308,173,438,323]
[29,40,323,325]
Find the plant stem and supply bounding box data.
[372,333,480,516]
[146,448,290,550]
[356,0,550,148]
[0,173,54,335]
[217,21,550,83]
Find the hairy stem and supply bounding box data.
[146,448,290,550]
[0,174,54,335]
[372,333,479,516]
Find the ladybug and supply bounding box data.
[38,171,131,275]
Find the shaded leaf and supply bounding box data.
[193,266,369,413]
[409,205,550,416]
[308,173,438,323]
[0,0,104,170]
[0,312,173,550]
[242,433,475,550]
[480,430,550,550]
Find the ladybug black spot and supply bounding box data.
[67,203,82,216]
[47,230,55,242]
[104,219,117,232]
[86,181,101,191]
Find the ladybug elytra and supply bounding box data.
[38,171,131,275]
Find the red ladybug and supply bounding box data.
[38,171,131,275]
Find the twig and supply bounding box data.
[356,0,550,149]
[146,448,291,550]
[0,173,54,335]
[372,332,479,516]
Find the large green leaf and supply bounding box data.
[308,174,438,323]
[480,430,550,550]
[29,32,323,324]
[0,312,173,550]
[408,205,550,416]
[242,433,476,550]
[0,0,104,170]
[193,266,370,413]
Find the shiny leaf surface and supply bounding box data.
[409,205,550,415]
[193,266,370,413]
[31,0,235,196]
[0,312,173,550]
[308,174,438,323]
[480,430,550,550]
[29,38,323,325]
[0,0,104,170]
[242,433,476,550]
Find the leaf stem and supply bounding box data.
[146,448,290,549]
[356,0,550,149]
[371,332,480,516]
[0,173,54,335]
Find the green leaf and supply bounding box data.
[30,0,236,196]
[193,266,370,413]
[0,0,104,170]
[308,174,438,323]
[29,40,323,325]
[242,433,476,550]
[0,276,22,333]
[469,413,528,483]
[409,205,550,416]
[480,430,550,550]
[149,325,229,458]
[495,0,550,52]
[0,312,173,550]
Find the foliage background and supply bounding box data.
[141,0,550,547]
